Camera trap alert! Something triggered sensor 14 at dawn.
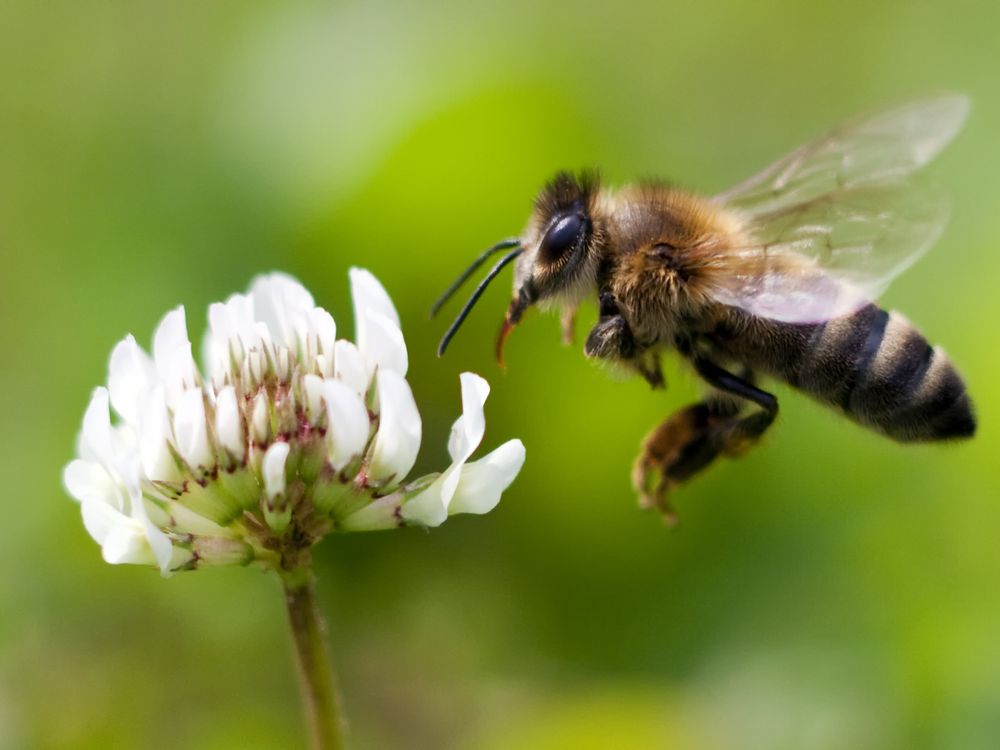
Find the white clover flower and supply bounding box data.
[63,270,525,574]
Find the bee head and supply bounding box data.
[499,171,603,360]
[433,170,603,364]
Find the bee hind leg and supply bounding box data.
[633,359,778,522]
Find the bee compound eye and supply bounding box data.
[540,212,585,262]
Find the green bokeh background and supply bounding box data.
[2,1,998,748]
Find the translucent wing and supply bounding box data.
[709,93,968,323]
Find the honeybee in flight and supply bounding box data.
[433,94,976,520]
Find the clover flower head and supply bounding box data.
[63,270,525,574]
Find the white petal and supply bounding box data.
[449,373,489,462]
[314,353,332,380]
[310,308,337,373]
[448,439,525,516]
[245,347,268,387]
[81,387,113,464]
[82,500,155,565]
[400,482,448,527]
[321,379,370,471]
[173,388,213,470]
[222,293,257,344]
[275,346,292,381]
[214,385,245,460]
[205,294,256,380]
[340,495,404,531]
[358,309,408,377]
[263,441,290,499]
[439,372,488,507]
[249,273,315,350]
[153,307,198,405]
[101,524,157,565]
[301,374,324,426]
[153,306,189,371]
[80,494,121,545]
[368,370,421,486]
[333,340,371,397]
[129,488,174,573]
[202,302,235,380]
[108,335,156,426]
[250,391,271,443]
[138,385,180,482]
[401,373,490,521]
[111,439,142,491]
[350,268,407,376]
[349,267,400,329]
[63,459,117,504]
[79,493,172,571]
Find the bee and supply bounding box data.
[432,94,976,520]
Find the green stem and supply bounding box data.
[281,566,346,750]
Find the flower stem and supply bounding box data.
[281,566,346,750]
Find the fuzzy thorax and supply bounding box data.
[603,186,750,347]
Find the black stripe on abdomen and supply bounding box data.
[794,303,883,407]
[795,307,975,441]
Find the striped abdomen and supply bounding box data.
[716,304,975,442]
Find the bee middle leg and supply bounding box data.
[584,292,664,388]
[633,357,778,522]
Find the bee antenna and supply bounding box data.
[430,238,522,318]
[437,246,524,357]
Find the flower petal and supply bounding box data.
[249,273,315,350]
[205,293,256,382]
[129,488,175,573]
[153,306,189,372]
[214,385,245,461]
[63,459,117,504]
[447,439,525,516]
[456,372,489,446]
[357,309,408,377]
[301,374,324,426]
[79,490,175,572]
[250,391,271,444]
[138,385,181,482]
[448,372,489,462]
[101,525,156,565]
[79,494,121,545]
[81,387,113,465]
[349,267,400,328]
[173,388,213,471]
[108,335,156,426]
[350,267,407,376]
[263,441,290,499]
[310,308,337,376]
[400,482,448,527]
[333,340,370,397]
[339,494,404,531]
[400,372,490,524]
[321,379,370,471]
[367,370,421,486]
[153,307,198,405]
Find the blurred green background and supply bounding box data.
[2,1,998,748]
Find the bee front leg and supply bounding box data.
[633,358,778,523]
[636,353,665,390]
[584,293,665,389]
[560,304,579,345]
[584,292,636,359]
